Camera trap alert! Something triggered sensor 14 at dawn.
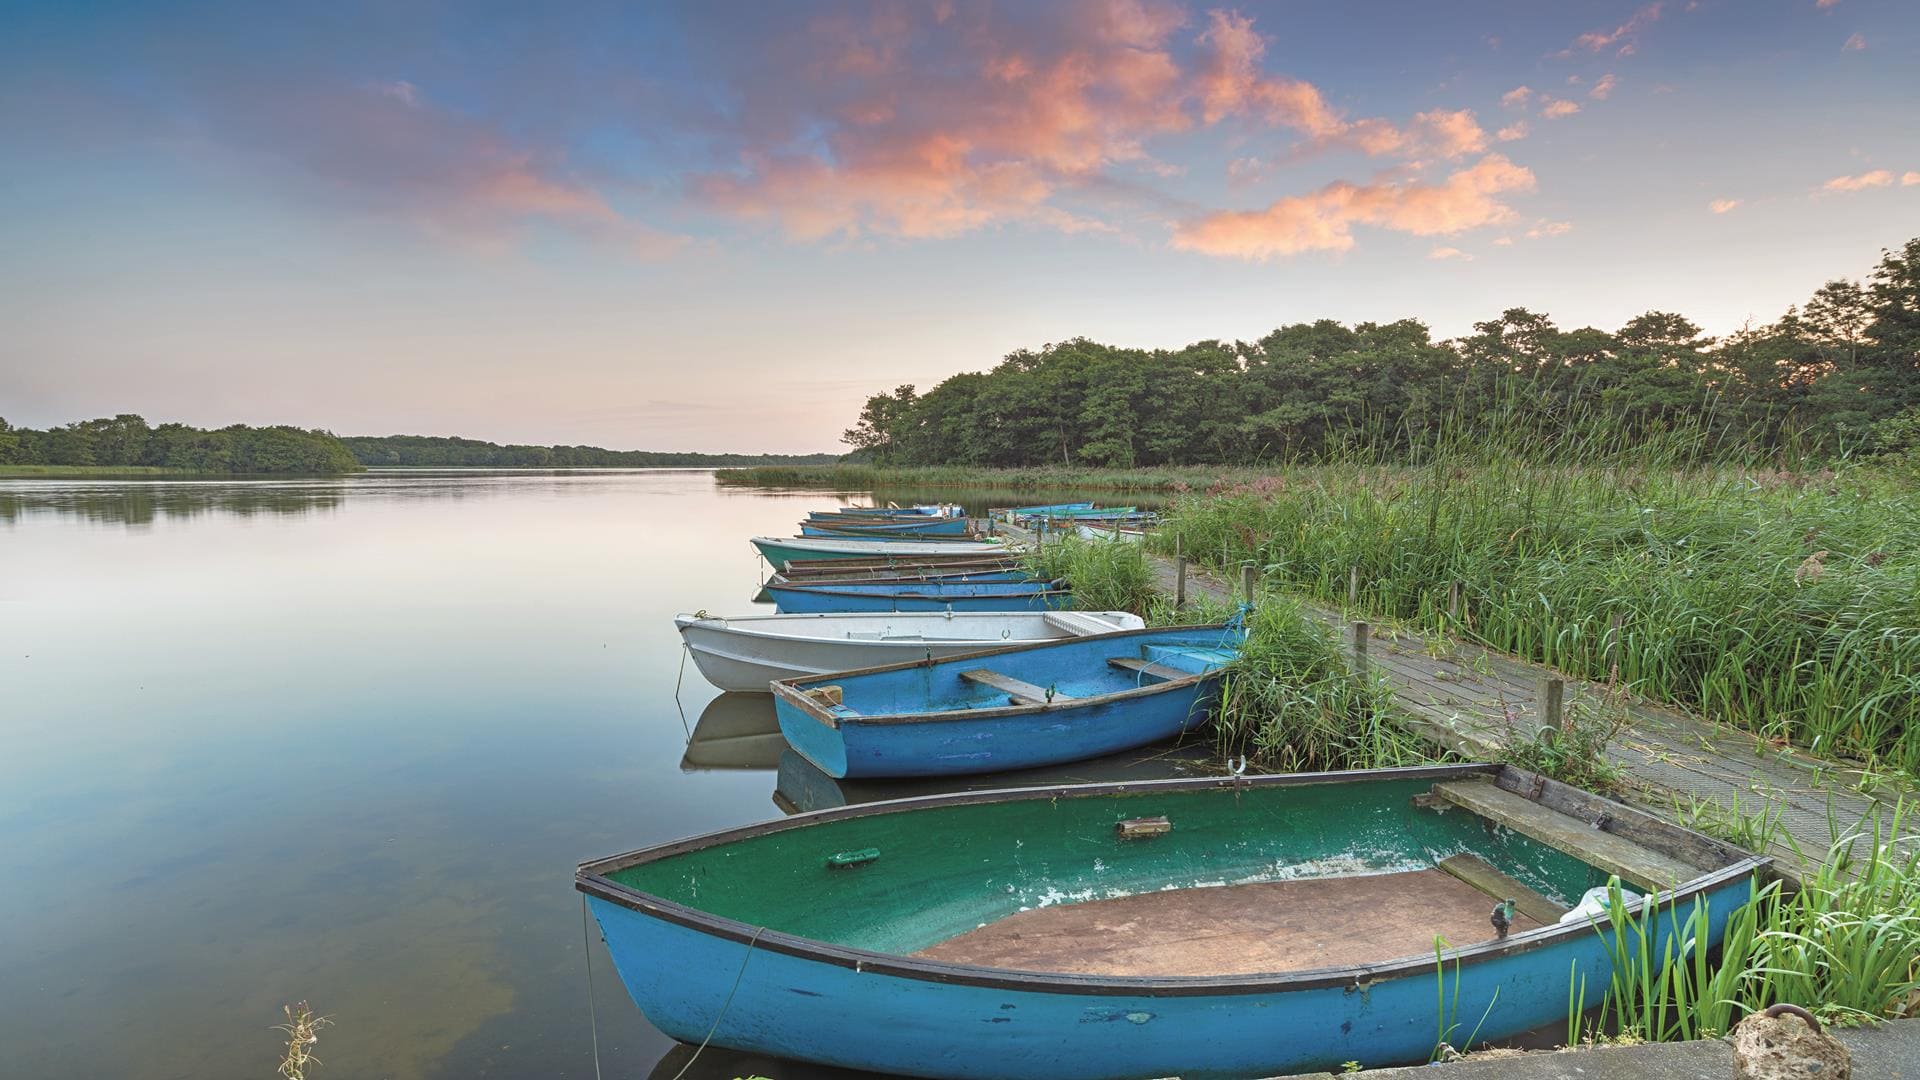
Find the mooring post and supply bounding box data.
[1448,580,1461,622]
[1175,555,1188,610]
[1543,678,1565,737]
[1349,565,1360,607]
[1240,561,1257,604]
[1352,621,1370,671]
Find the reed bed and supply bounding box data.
[1024,536,1157,616]
[716,463,1271,493]
[1157,460,1920,774]
[1581,805,1920,1044]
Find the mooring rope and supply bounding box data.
[580,895,604,1080]
[666,925,767,1080]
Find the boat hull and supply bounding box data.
[674,611,1144,693]
[580,768,1767,1080]
[801,521,974,538]
[767,583,1072,615]
[753,537,1009,571]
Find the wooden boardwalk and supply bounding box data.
[1008,522,1909,879]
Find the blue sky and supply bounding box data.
[3,1,1916,452]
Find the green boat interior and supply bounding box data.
[605,770,1743,975]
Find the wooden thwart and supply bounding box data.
[1436,853,1568,924]
[1429,781,1701,893]
[959,668,1073,706]
[1107,656,1191,682]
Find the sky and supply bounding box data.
[2,1,1917,454]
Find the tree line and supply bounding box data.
[0,415,363,473]
[339,434,840,468]
[843,237,1920,467]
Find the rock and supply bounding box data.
[1732,1004,1850,1079]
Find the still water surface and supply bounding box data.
[0,470,1193,1080]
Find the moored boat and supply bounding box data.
[1074,522,1147,543]
[990,501,1094,521]
[752,535,1012,571]
[765,579,1072,615]
[771,623,1240,777]
[579,764,1767,1080]
[675,609,1146,692]
[799,520,975,539]
[781,553,1023,578]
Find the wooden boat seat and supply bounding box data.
[1435,853,1569,923]
[1042,611,1128,636]
[1429,781,1701,893]
[959,668,1074,706]
[1106,656,1192,682]
[914,868,1543,977]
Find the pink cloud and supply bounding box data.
[1170,154,1536,259]
[1816,0,1842,8]
[1709,198,1741,213]
[1540,98,1582,119]
[1526,220,1573,239]
[699,2,1505,242]
[1904,172,1920,186]
[1428,245,1472,260]
[1497,122,1529,142]
[1842,32,1867,51]
[1823,169,1894,192]
[1564,3,1663,56]
[1501,86,1533,108]
[1590,73,1619,100]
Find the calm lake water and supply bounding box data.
[0,469,1197,1080]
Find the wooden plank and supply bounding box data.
[1491,769,1749,872]
[1436,853,1568,924]
[1429,780,1701,893]
[1107,656,1192,682]
[959,668,1074,706]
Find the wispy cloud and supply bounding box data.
[1526,220,1573,239]
[1709,198,1741,213]
[1497,122,1529,142]
[1501,86,1533,108]
[1905,172,1920,186]
[1429,245,1472,260]
[1589,74,1619,100]
[1823,169,1894,192]
[1842,32,1867,51]
[1561,3,1663,57]
[1171,155,1536,260]
[1540,98,1582,119]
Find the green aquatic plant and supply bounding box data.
[1024,535,1156,615]
[274,1001,330,1080]
[1212,596,1441,773]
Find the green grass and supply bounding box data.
[715,463,1275,493]
[1156,459,1920,775]
[1579,803,1920,1043]
[1023,536,1157,615]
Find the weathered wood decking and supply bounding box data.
[1007,522,1911,880]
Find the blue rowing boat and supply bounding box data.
[770,623,1240,776]
[578,765,1767,1079]
[799,517,971,538]
[766,579,1071,615]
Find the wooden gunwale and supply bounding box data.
[767,622,1230,728]
[575,764,1770,997]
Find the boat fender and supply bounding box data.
[826,848,881,869]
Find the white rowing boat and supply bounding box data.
[674,610,1146,693]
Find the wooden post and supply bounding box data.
[1448,580,1461,622]
[1349,565,1360,607]
[1543,678,1565,737]
[1352,621,1369,670]
[1175,555,1188,611]
[1240,561,1257,603]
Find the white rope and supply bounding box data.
[666,926,767,1080]
[580,896,604,1080]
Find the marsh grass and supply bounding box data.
[1495,688,1630,794]
[274,1001,330,1080]
[1575,803,1920,1046]
[1024,536,1156,615]
[1212,596,1444,772]
[716,462,1273,493]
[1158,454,1920,774]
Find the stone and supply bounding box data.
[1733,1004,1851,1080]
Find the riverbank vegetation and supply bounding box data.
[836,237,1920,469]
[342,434,838,468]
[0,415,361,473]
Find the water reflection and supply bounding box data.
[681,693,787,772]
